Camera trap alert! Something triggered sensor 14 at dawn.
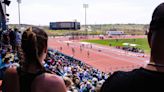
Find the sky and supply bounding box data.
[6,0,164,25]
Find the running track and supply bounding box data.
[48,36,149,73]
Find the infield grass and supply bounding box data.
[82,38,150,53]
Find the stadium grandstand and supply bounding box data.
[1,0,164,92]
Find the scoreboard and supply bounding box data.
[49,22,80,30]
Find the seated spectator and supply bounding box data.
[95,81,104,92]
[2,47,14,63]
[0,56,12,80]
[100,3,164,92]
[63,77,73,91]
[2,31,10,46]
[1,55,12,69]
[2,27,66,92]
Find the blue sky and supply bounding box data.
[6,0,164,25]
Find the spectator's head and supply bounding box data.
[95,83,102,92]
[14,28,18,32]
[7,47,11,53]
[21,27,48,70]
[8,28,12,31]
[148,3,164,64]
[4,57,10,64]
[74,77,80,86]
[92,77,98,87]
[63,77,73,90]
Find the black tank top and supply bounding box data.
[17,67,46,92]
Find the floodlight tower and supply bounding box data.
[17,0,21,26]
[83,4,89,38]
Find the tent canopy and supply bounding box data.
[122,43,129,46]
[129,44,138,47]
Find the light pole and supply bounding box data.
[83,4,88,38]
[17,0,21,27]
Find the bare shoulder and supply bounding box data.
[44,73,64,81]
[4,67,17,76]
[3,67,18,83]
[32,73,66,92]
[3,67,20,92]
[42,73,65,86]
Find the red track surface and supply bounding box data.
[48,36,149,73]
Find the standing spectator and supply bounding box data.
[100,3,164,92]
[9,28,16,51]
[15,29,22,52]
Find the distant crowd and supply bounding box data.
[0,28,22,79]
[45,48,109,92]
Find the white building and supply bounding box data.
[106,31,124,36]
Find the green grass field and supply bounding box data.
[82,38,150,53]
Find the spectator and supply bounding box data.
[100,3,164,92]
[44,47,108,92]
[2,47,14,63]
[1,56,12,69]
[2,31,10,46]
[2,27,66,92]
[63,77,73,91]
[15,29,22,52]
[9,28,16,51]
